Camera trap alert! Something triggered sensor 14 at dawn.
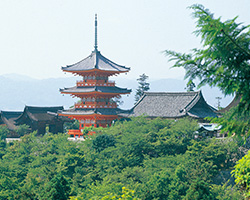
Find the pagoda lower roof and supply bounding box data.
[60,86,131,95]
[58,108,125,116]
[62,50,130,74]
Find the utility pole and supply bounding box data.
[215,97,222,110]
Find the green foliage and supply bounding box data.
[211,183,244,200]
[134,73,150,103]
[185,80,196,92]
[65,120,80,131]
[16,124,30,137]
[184,179,215,200]
[70,185,141,200]
[210,107,250,137]
[92,134,116,152]
[0,117,244,199]
[40,174,70,200]
[0,125,9,140]
[232,150,250,198]
[165,4,250,137]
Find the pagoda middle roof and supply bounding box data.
[58,108,123,116]
[60,86,131,94]
[62,50,130,73]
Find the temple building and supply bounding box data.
[122,91,217,121]
[0,106,70,136]
[58,15,131,137]
[16,106,70,135]
[0,111,23,137]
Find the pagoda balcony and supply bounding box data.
[74,102,117,109]
[77,80,115,87]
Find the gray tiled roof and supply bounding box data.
[16,106,64,122]
[126,91,217,119]
[62,50,130,72]
[60,86,131,94]
[0,111,22,130]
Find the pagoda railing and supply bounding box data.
[67,129,82,137]
[75,102,117,109]
[77,80,115,87]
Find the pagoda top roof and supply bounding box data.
[62,15,130,74]
[61,50,130,74]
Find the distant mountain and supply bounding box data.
[0,74,233,111]
[0,74,77,111]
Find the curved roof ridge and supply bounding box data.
[144,91,199,96]
[184,90,202,112]
[131,93,147,110]
[62,52,94,70]
[98,51,130,71]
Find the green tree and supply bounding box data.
[0,126,9,140]
[184,179,215,200]
[16,124,30,137]
[211,183,243,200]
[165,4,250,135]
[40,174,70,200]
[185,80,196,92]
[134,73,150,103]
[92,134,116,152]
[232,150,250,198]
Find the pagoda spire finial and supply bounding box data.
[94,14,98,51]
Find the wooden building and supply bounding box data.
[0,111,23,137]
[58,15,131,137]
[16,106,70,135]
[122,91,217,121]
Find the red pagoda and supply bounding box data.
[59,15,131,137]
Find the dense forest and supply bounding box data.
[0,117,249,199]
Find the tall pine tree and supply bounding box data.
[134,73,150,103]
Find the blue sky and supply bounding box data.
[0,0,250,81]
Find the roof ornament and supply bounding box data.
[94,14,98,51]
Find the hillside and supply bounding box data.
[0,117,244,199]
